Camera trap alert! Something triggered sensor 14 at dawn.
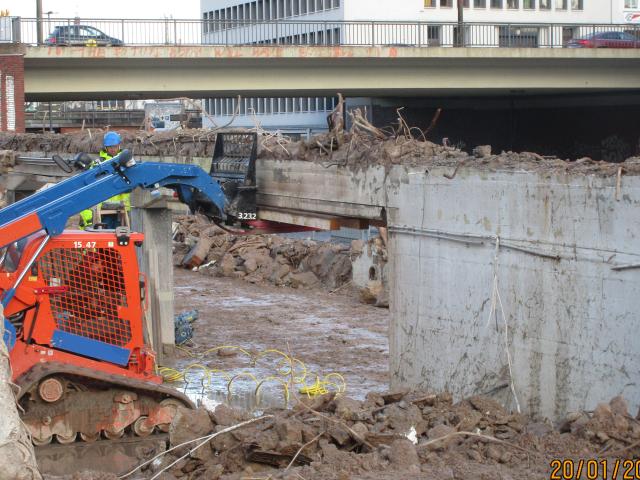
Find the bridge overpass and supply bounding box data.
[4,44,640,101]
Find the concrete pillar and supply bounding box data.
[130,189,179,363]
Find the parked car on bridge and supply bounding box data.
[45,25,123,46]
[565,31,640,49]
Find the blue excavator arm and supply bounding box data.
[0,150,226,246]
[0,150,227,348]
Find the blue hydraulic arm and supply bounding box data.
[0,150,227,348]
[0,150,226,246]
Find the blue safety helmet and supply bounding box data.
[103,131,122,147]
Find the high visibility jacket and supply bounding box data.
[78,149,130,229]
[99,150,131,211]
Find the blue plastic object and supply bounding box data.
[103,131,121,147]
[175,309,198,345]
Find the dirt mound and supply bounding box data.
[122,389,629,480]
[173,216,352,291]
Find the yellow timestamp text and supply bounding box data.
[551,459,640,480]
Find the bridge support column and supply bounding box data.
[130,189,182,362]
[0,54,24,133]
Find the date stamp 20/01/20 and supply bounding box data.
[551,459,640,480]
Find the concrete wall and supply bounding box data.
[386,164,640,419]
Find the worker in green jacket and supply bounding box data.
[78,131,131,229]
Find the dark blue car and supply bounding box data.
[45,25,123,46]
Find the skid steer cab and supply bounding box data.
[1,229,151,380]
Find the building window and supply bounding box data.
[474,0,487,6]
[491,0,503,7]
[556,0,567,9]
[506,0,518,8]
[539,0,550,8]
[424,0,436,6]
[523,0,534,8]
[301,0,308,13]
[440,0,453,6]
[625,0,638,7]
[571,0,583,9]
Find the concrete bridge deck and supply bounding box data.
[5,44,640,101]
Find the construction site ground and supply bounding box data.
[37,264,640,480]
[170,267,390,406]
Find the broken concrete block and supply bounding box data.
[389,438,420,467]
[169,407,214,462]
[220,253,236,276]
[275,418,303,444]
[289,271,319,289]
[473,145,492,158]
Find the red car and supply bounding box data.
[566,31,640,48]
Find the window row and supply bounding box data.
[203,0,341,33]
[206,97,338,116]
[424,0,584,9]
[251,28,341,45]
[625,0,638,8]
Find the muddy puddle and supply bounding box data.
[170,268,390,403]
[36,435,167,477]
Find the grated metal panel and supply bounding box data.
[38,248,131,347]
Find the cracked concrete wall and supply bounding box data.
[386,165,640,420]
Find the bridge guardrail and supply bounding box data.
[6,17,640,48]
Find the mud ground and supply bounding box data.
[170,267,389,403]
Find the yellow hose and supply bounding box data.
[157,344,347,406]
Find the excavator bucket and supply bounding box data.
[210,132,257,221]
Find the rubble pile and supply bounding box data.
[123,390,630,480]
[261,132,640,175]
[174,216,353,290]
[1,130,639,177]
[560,395,640,454]
[0,129,217,158]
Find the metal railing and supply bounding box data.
[25,109,146,127]
[6,17,640,48]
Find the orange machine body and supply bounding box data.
[0,229,160,384]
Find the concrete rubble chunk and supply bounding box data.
[610,396,629,417]
[331,396,363,420]
[169,407,214,462]
[472,145,492,158]
[275,418,304,444]
[210,403,246,426]
[388,438,420,467]
[425,424,456,450]
[289,271,319,289]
